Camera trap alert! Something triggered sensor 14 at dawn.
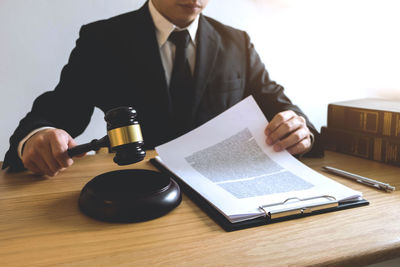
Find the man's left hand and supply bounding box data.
[264,110,312,155]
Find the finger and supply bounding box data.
[287,137,312,155]
[37,155,58,176]
[23,160,45,176]
[67,136,86,158]
[265,110,297,136]
[273,127,310,152]
[266,116,304,145]
[75,152,87,158]
[50,134,73,168]
[32,155,57,177]
[22,148,46,176]
[68,136,77,147]
[23,133,59,176]
[40,142,63,174]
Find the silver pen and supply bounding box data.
[322,166,396,192]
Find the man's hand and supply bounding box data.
[264,110,312,155]
[21,129,83,176]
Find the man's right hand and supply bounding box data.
[21,129,83,176]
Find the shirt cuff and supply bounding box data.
[18,127,55,159]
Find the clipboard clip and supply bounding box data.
[259,195,338,220]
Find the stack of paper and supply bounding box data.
[155,96,362,223]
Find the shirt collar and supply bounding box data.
[149,0,199,48]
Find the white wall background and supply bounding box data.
[1,0,400,160]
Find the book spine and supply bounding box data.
[321,127,400,166]
[327,104,400,138]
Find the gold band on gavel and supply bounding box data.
[107,124,143,148]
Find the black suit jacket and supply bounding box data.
[3,3,323,171]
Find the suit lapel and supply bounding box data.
[118,9,221,130]
[191,15,220,122]
[121,4,172,115]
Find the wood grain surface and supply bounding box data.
[1,151,399,266]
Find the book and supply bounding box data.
[152,96,366,231]
[327,98,400,138]
[321,126,400,166]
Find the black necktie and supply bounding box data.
[168,30,194,135]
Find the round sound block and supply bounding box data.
[79,169,181,222]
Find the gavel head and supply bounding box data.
[104,107,146,165]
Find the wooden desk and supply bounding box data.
[1,151,399,266]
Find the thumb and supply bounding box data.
[67,135,77,148]
[67,136,87,158]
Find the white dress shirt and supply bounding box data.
[148,0,199,85]
[18,0,201,158]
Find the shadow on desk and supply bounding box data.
[367,257,400,267]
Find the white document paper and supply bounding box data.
[155,96,362,223]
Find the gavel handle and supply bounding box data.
[67,136,109,158]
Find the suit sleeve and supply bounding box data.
[2,25,101,171]
[243,32,323,157]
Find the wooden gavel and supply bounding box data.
[67,107,146,165]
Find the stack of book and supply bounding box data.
[321,98,400,166]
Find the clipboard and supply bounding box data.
[150,158,369,232]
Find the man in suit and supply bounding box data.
[3,0,323,176]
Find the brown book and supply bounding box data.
[327,98,400,138]
[321,126,400,166]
